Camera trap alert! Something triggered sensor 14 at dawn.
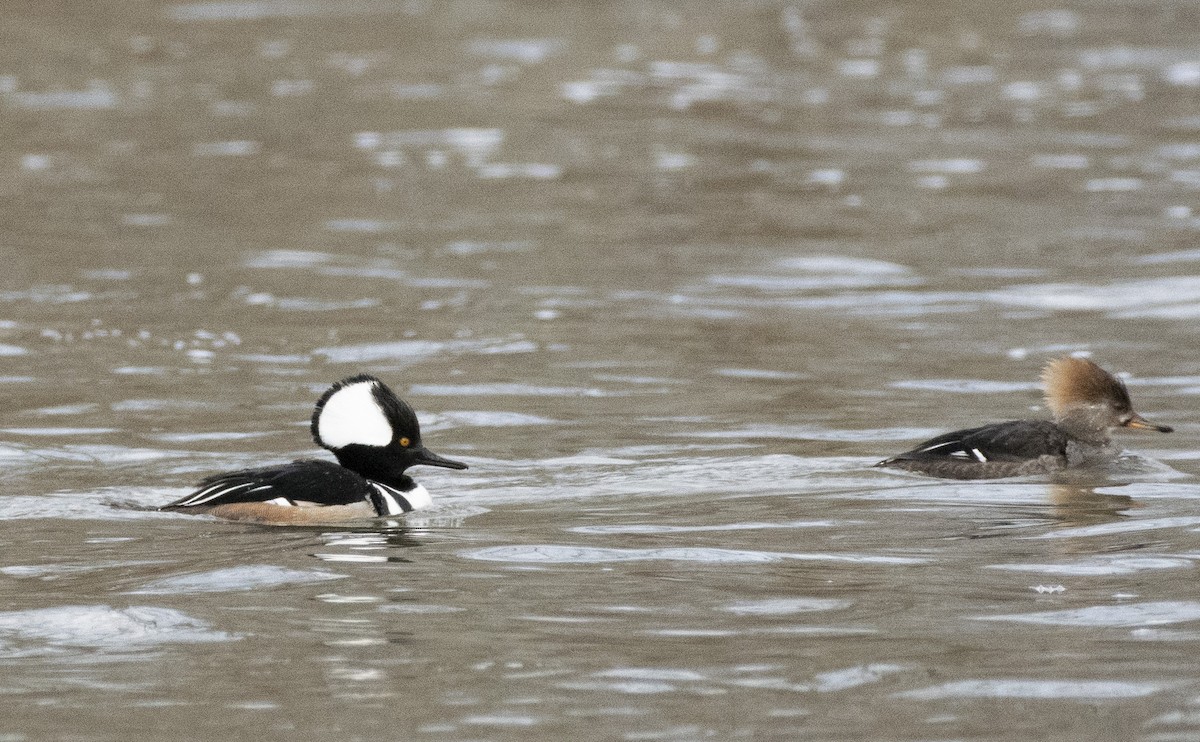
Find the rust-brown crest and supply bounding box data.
[1041,356,1132,419]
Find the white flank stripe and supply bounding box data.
[368,481,432,514]
[919,441,958,453]
[265,497,294,506]
[971,448,988,462]
[183,482,248,506]
[180,486,220,505]
[371,483,404,515]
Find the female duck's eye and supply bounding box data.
[398,437,411,447]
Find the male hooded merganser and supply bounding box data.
[163,374,468,523]
[876,356,1172,479]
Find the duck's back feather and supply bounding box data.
[877,419,1070,479]
[164,459,373,509]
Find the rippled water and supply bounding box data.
[4,2,1200,740]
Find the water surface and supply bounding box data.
[3,2,1200,740]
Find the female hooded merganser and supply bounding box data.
[163,374,468,523]
[877,357,1172,480]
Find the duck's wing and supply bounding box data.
[164,459,371,509]
[880,419,1069,465]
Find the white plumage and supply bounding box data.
[315,379,393,448]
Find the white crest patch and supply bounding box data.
[316,380,393,449]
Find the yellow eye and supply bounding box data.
[398,437,411,447]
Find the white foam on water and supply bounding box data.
[721,598,853,616]
[975,601,1200,627]
[896,679,1172,700]
[460,544,928,566]
[128,565,347,594]
[987,556,1194,576]
[0,605,237,653]
[315,336,536,364]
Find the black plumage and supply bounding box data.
[167,460,382,509]
[162,374,467,521]
[877,420,1070,479]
